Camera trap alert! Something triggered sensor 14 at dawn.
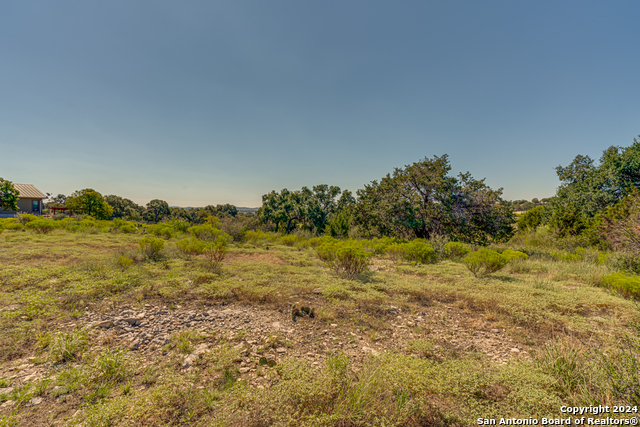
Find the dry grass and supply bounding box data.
[1,226,639,426]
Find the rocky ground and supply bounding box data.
[0,299,530,414]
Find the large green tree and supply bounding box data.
[258,189,309,233]
[355,155,514,244]
[257,186,354,234]
[0,178,19,212]
[105,195,144,219]
[66,189,114,219]
[145,199,170,223]
[555,136,640,218]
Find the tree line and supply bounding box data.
[258,135,640,249]
[1,134,639,248]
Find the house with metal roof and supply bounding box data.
[0,184,47,218]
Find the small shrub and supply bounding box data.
[245,230,268,244]
[295,240,310,250]
[147,223,174,239]
[607,251,640,275]
[203,235,228,269]
[139,236,165,261]
[279,234,299,246]
[602,273,640,298]
[444,242,471,259]
[176,237,206,258]
[25,219,58,234]
[502,249,528,262]
[549,250,582,262]
[17,213,37,225]
[2,221,23,231]
[517,205,546,231]
[386,240,436,264]
[402,240,436,263]
[112,219,137,234]
[364,237,398,255]
[463,248,508,277]
[115,256,133,271]
[427,234,449,260]
[316,240,371,279]
[189,224,223,241]
[168,219,190,233]
[309,236,338,248]
[385,243,406,261]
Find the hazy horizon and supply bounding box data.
[2,1,638,207]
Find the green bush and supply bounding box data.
[402,240,436,263]
[607,252,640,275]
[115,256,133,271]
[168,219,190,233]
[189,224,223,241]
[444,242,471,258]
[364,237,399,255]
[176,237,206,258]
[139,236,165,261]
[385,240,436,264]
[4,221,23,231]
[463,248,508,277]
[549,250,582,262]
[245,230,269,244]
[17,213,37,225]
[203,235,228,269]
[147,223,174,239]
[309,236,338,248]
[2,221,24,231]
[385,243,406,261]
[517,206,546,231]
[316,240,371,279]
[279,234,299,246]
[25,219,58,234]
[295,240,310,250]
[112,218,137,234]
[601,273,640,298]
[502,249,528,262]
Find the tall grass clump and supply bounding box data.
[49,331,89,363]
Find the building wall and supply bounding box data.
[0,198,42,215]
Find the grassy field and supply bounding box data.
[0,225,639,426]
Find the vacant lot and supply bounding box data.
[0,228,638,426]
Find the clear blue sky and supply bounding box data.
[1,1,638,207]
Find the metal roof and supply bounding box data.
[13,184,46,199]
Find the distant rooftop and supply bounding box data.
[14,184,46,199]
